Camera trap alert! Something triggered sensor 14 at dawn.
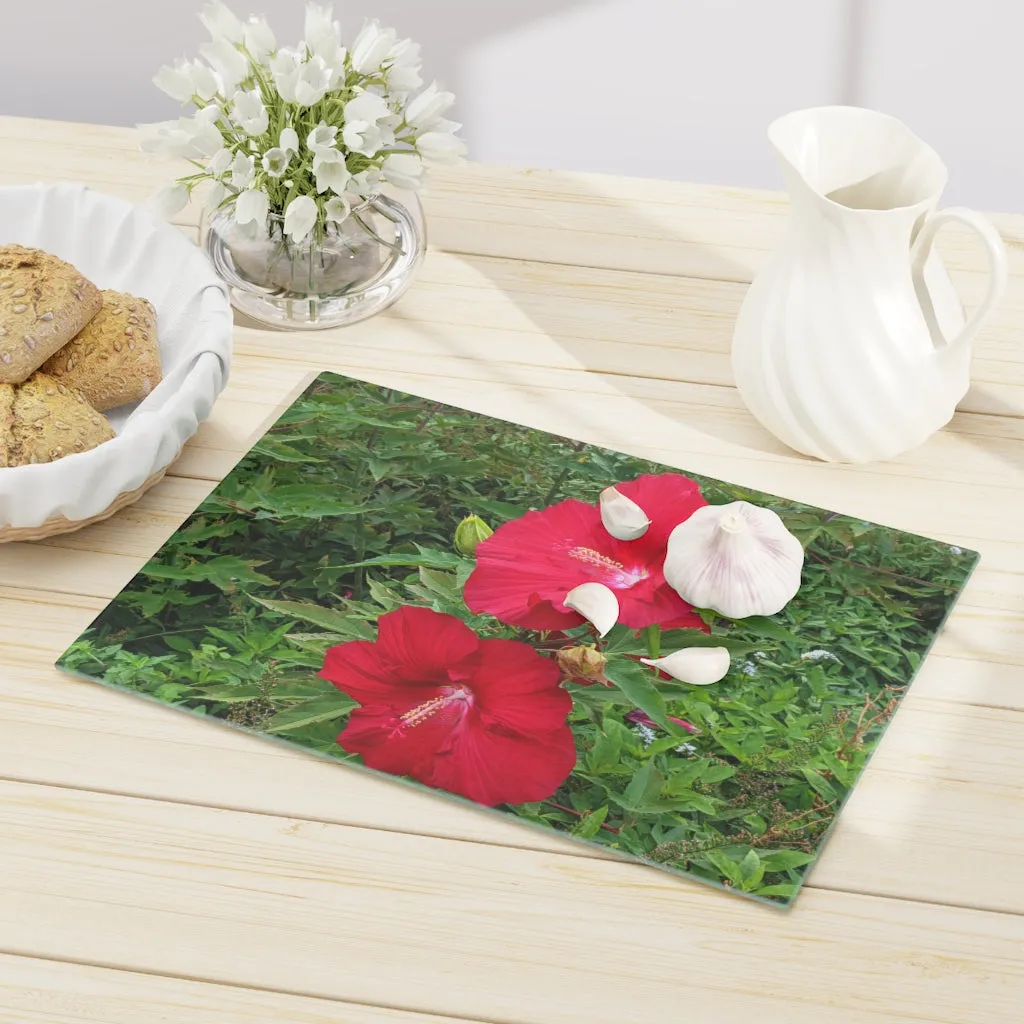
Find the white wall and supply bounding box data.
[1,0,1021,211]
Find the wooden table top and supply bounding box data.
[1,115,1023,1024]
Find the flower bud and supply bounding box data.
[454,514,493,555]
[555,645,609,686]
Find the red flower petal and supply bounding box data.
[469,638,573,733]
[319,605,480,703]
[323,606,576,806]
[427,723,578,805]
[376,604,480,679]
[615,473,707,550]
[465,473,710,633]
[340,709,577,806]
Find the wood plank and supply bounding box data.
[2,780,1023,1024]
[0,954,467,1024]
[2,587,1024,913]
[216,246,1024,419]
[4,115,1023,288]
[0,117,197,221]
[4,112,1024,416]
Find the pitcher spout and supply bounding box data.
[768,106,947,216]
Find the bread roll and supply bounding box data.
[0,245,103,385]
[0,372,114,467]
[41,290,162,411]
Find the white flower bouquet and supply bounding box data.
[143,1,465,247]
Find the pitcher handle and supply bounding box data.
[910,206,1008,351]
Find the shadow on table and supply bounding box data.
[432,168,791,460]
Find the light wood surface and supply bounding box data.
[1,115,1022,1023]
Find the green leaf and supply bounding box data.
[337,550,462,571]
[738,849,764,889]
[713,733,748,762]
[758,850,817,872]
[262,484,366,518]
[701,764,737,784]
[651,791,719,815]
[743,813,768,835]
[704,850,744,886]
[154,683,192,701]
[142,555,276,592]
[572,805,609,839]
[800,768,839,803]
[601,624,653,655]
[265,697,356,734]
[820,749,853,785]
[163,634,198,654]
[250,437,324,463]
[619,761,664,811]
[725,616,802,644]
[193,685,264,701]
[366,576,401,610]
[661,632,767,656]
[367,456,388,481]
[663,760,707,792]
[251,597,375,639]
[587,722,623,774]
[753,883,799,899]
[417,567,460,600]
[603,659,668,729]
[469,498,530,521]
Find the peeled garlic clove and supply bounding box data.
[663,501,804,619]
[641,646,731,686]
[599,485,651,541]
[564,582,619,637]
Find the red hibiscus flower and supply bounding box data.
[319,606,576,806]
[463,473,709,633]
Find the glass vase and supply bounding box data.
[201,191,426,330]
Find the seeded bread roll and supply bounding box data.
[41,290,162,411]
[0,245,103,385]
[0,384,14,468]
[0,372,114,467]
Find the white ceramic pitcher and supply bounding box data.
[732,106,1008,463]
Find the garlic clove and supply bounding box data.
[599,485,651,541]
[564,582,619,637]
[641,646,731,686]
[663,500,804,619]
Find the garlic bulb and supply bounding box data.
[564,582,619,637]
[599,485,651,541]
[641,646,731,686]
[662,501,804,618]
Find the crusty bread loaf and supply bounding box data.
[41,290,162,411]
[0,384,14,468]
[0,245,103,385]
[0,372,114,466]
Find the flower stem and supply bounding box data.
[643,624,661,660]
[542,800,620,834]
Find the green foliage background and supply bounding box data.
[58,372,977,905]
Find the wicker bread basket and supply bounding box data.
[0,183,232,540]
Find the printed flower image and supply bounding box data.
[320,606,575,805]
[464,473,709,633]
[57,374,978,906]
